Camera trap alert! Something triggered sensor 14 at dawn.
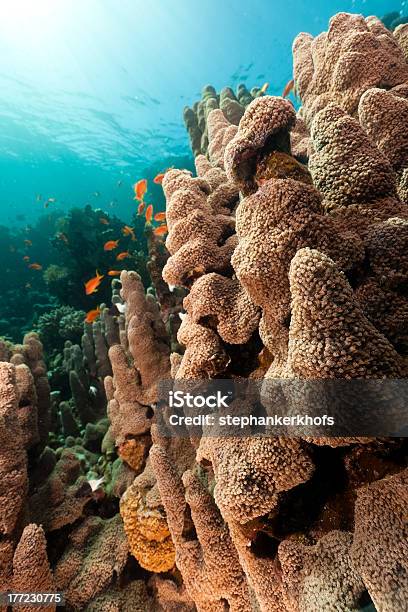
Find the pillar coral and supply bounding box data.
[8,333,51,450]
[293,12,408,126]
[53,515,129,610]
[162,150,260,379]
[183,83,257,157]
[12,524,55,612]
[1,11,408,612]
[0,362,28,600]
[278,531,365,611]
[105,270,170,457]
[150,443,253,612]
[120,462,176,573]
[351,469,408,611]
[152,54,408,608]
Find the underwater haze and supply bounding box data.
[0,0,405,224]
[0,0,407,341]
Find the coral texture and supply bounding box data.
[293,12,408,126]
[1,12,408,612]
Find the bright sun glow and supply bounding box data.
[0,0,67,39]
[0,0,97,85]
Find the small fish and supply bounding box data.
[88,476,105,492]
[282,78,295,98]
[153,224,168,236]
[23,255,30,262]
[137,202,145,215]
[117,180,123,187]
[36,194,42,201]
[134,178,147,201]
[57,232,69,244]
[260,82,269,94]
[28,263,42,270]
[116,251,130,261]
[44,197,56,208]
[85,270,104,295]
[122,225,136,240]
[104,240,119,251]
[153,172,165,185]
[24,239,32,247]
[89,385,98,397]
[85,307,101,323]
[154,212,166,222]
[115,302,126,313]
[93,191,100,197]
[108,270,121,276]
[25,282,31,289]
[145,204,153,224]
[99,217,109,225]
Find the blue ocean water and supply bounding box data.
[0,0,404,225]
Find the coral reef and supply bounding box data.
[293,12,408,126]
[1,11,408,612]
[184,83,265,156]
[150,15,408,609]
[36,305,85,355]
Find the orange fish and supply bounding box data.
[108,270,122,276]
[282,78,295,98]
[116,251,130,261]
[153,224,168,237]
[134,179,147,201]
[85,307,101,324]
[23,255,30,262]
[28,263,42,270]
[145,204,153,224]
[154,212,166,222]
[24,239,32,247]
[137,202,145,215]
[122,225,136,240]
[103,240,119,251]
[85,270,104,295]
[99,217,109,225]
[153,172,165,185]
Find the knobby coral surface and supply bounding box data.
[1,11,408,612]
[151,16,408,609]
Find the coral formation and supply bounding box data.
[293,12,408,126]
[1,11,408,612]
[151,14,408,609]
[184,83,266,156]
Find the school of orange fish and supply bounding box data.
[21,78,296,327]
[83,173,167,322]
